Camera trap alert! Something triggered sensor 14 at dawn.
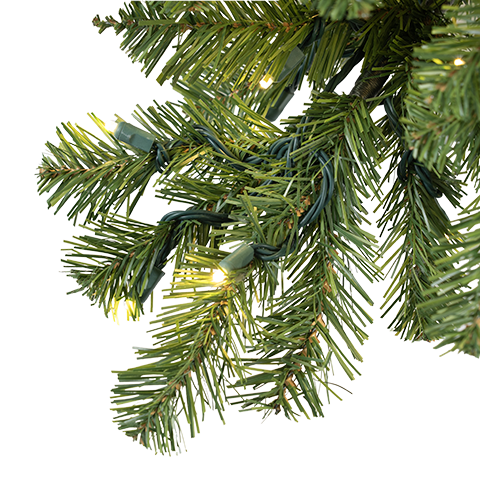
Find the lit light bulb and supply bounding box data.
[110,298,121,324]
[212,269,226,283]
[120,298,135,312]
[454,57,465,66]
[259,74,274,89]
[105,120,119,133]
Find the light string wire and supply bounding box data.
[384,96,442,198]
[133,16,374,299]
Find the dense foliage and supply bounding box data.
[38,1,480,453]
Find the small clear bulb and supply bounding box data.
[105,120,119,133]
[453,58,465,66]
[259,74,274,89]
[212,269,226,283]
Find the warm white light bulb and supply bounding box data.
[105,120,119,133]
[120,298,127,312]
[120,298,135,313]
[212,269,226,283]
[110,299,121,324]
[453,57,465,66]
[259,74,274,89]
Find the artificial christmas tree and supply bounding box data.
[37,0,479,454]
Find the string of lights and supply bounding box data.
[110,117,335,302]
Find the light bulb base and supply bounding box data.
[139,266,165,303]
[266,89,295,122]
[114,122,156,152]
[277,46,305,83]
[218,244,254,273]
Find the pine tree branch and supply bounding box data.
[299,0,380,21]
[111,248,256,452]
[231,235,374,418]
[37,116,161,222]
[419,210,480,357]
[376,76,466,342]
[93,1,320,87]
[226,94,383,417]
[377,154,462,341]
[36,1,480,456]
[354,2,443,70]
[37,98,271,223]
[63,215,175,318]
[404,1,480,177]
[289,93,386,198]
[306,19,359,88]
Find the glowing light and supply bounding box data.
[105,120,119,133]
[125,298,137,321]
[110,299,121,324]
[259,74,274,89]
[454,58,465,66]
[120,298,135,312]
[212,269,226,283]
